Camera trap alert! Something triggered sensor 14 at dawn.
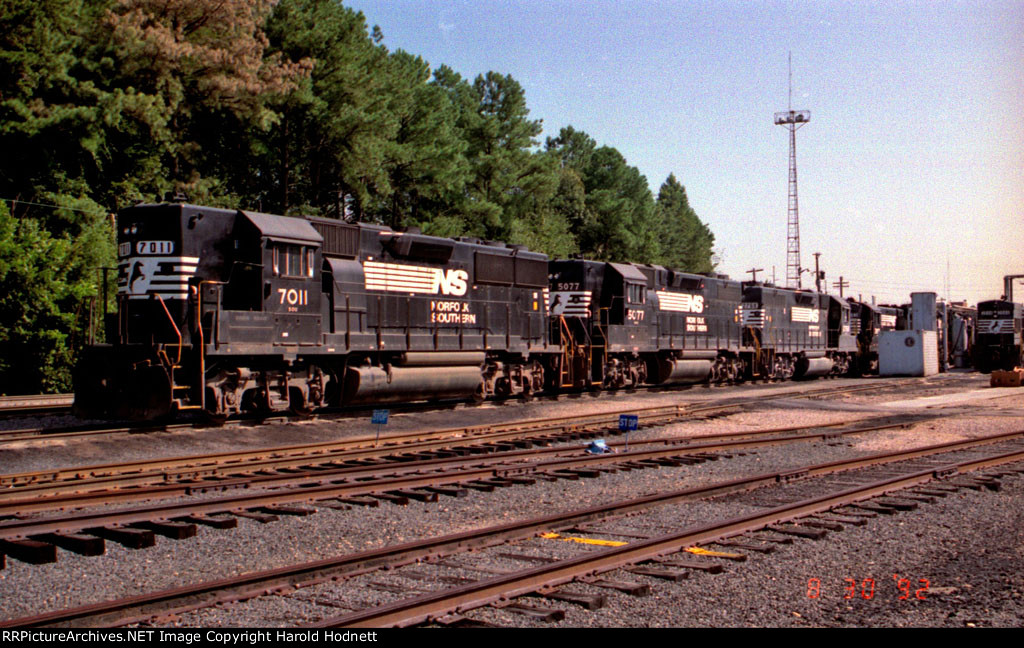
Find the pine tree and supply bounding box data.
[655,174,715,273]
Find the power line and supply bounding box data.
[0,197,109,216]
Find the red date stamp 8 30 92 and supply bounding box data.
[807,575,930,600]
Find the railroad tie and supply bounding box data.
[871,498,918,511]
[129,520,197,540]
[500,476,538,485]
[547,471,581,481]
[580,578,652,596]
[396,489,439,503]
[399,569,475,585]
[85,525,156,548]
[562,468,602,478]
[255,505,317,516]
[498,602,565,622]
[650,458,684,467]
[765,524,828,540]
[531,473,561,482]
[536,589,607,610]
[913,485,950,495]
[423,485,468,498]
[652,559,725,574]
[318,502,352,511]
[686,546,748,561]
[714,540,776,554]
[848,502,897,515]
[833,508,878,518]
[750,533,794,545]
[435,614,502,628]
[231,509,280,523]
[173,514,238,529]
[627,567,690,582]
[370,492,409,505]
[893,493,936,504]
[496,552,560,564]
[959,477,1002,492]
[0,538,57,565]
[30,532,105,556]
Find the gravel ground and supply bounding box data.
[0,372,1021,627]
[470,463,1024,628]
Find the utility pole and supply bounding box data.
[747,267,765,283]
[833,276,850,298]
[774,52,811,290]
[813,252,822,292]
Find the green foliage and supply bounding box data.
[0,0,717,394]
[0,201,113,393]
[655,174,716,273]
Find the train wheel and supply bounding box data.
[289,386,312,418]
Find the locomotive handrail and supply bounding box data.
[152,293,183,365]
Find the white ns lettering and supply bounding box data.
[437,269,468,296]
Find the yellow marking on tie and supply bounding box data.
[539,532,628,547]
[686,546,746,559]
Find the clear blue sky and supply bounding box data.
[345,0,1023,306]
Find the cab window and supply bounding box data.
[627,283,646,304]
[272,244,314,278]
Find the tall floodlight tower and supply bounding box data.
[774,53,810,289]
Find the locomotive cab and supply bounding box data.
[974,299,1024,372]
[74,204,327,419]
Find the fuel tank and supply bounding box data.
[343,365,483,404]
[793,356,834,380]
[654,358,713,385]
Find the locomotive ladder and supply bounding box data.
[557,316,576,387]
[154,294,203,412]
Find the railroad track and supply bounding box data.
[0,377,922,446]
[0,414,925,516]
[3,428,1022,627]
[0,394,74,419]
[319,445,1024,629]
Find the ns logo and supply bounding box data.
[434,269,468,296]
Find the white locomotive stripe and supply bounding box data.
[791,306,819,323]
[364,261,442,293]
[656,291,704,313]
[362,260,470,296]
[549,291,591,317]
[978,319,1014,334]
[118,255,200,300]
[741,308,765,326]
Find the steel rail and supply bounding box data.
[0,417,920,515]
[316,445,1024,628]
[3,427,1022,628]
[0,378,922,488]
[0,395,74,409]
[0,377,920,446]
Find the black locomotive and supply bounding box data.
[74,202,882,420]
[847,300,901,375]
[75,203,552,419]
[547,261,744,390]
[973,300,1023,372]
